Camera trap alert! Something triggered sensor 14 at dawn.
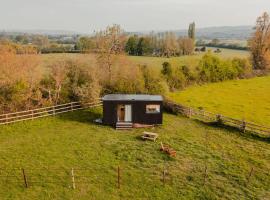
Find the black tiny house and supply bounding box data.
[102,94,163,128]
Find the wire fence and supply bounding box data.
[0,99,102,125]
[0,163,262,191]
[164,100,270,137]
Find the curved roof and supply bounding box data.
[102,94,163,101]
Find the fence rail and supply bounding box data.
[164,101,270,136]
[0,99,102,125]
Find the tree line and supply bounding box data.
[125,32,194,57]
[76,22,196,57]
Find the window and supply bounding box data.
[146,105,160,114]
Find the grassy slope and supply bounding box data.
[169,76,270,127]
[1,108,270,199]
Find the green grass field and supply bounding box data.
[40,47,249,71]
[169,76,270,127]
[129,47,248,69]
[1,107,270,199]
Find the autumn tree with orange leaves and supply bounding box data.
[249,12,270,70]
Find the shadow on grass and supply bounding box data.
[56,109,103,125]
[194,119,270,143]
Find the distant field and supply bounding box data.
[168,76,270,127]
[205,47,249,58]
[129,47,249,69]
[40,48,249,70]
[1,107,270,199]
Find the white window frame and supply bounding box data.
[146,104,160,114]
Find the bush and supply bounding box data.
[231,58,253,78]
[199,52,239,82]
[141,65,169,95]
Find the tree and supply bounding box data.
[32,35,50,51]
[95,24,126,83]
[211,39,220,45]
[140,65,169,95]
[40,61,68,104]
[199,52,238,82]
[67,61,100,102]
[177,37,194,55]
[160,32,178,57]
[249,12,270,70]
[137,37,153,56]
[15,35,29,44]
[76,37,95,52]
[188,22,196,41]
[161,62,172,77]
[0,44,42,112]
[125,35,138,55]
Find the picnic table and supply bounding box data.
[141,131,158,142]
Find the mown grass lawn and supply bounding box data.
[0,107,270,199]
[168,76,270,127]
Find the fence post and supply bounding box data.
[22,168,28,188]
[203,165,208,185]
[216,114,222,124]
[186,108,192,118]
[71,168,76,189]
[31,110,34,120]
[71,102,74,112]
[247,167,254,185]
[5,114,8,123]
[162,166,166,186]
[53,106,56,116]
[117,166,121,189]
[241,120,246,133]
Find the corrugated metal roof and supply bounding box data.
[102,94,163,101]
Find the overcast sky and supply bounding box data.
[0,0,269,33]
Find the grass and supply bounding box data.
[168,76,270,127]
[1,107,270,199]
[128,47,249,70]
[40,47,249,71]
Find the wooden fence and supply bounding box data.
[1,98,270,136]
[0,100,102,125]
[164,101,270,137]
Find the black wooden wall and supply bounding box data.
[103,100,163,126]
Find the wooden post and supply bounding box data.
[162,167,166,186]
[5,114,8,123]
[216,114,222,124]
[71,102,74,111]
[22,168,28,188]
[71,168,76,189]
[242,120,246,133]
[117,166,121,189]
[53,106,56,116]
[31,110,34,120]
[247,167,254,184]
[203,165,208,185]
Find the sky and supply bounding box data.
[0,0,269,33]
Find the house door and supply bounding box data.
[117,104,132,122]
[124,105,132,122]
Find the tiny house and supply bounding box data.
[102,94,163,129]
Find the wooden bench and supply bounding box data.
[141,131,158,142]
[160,142,176,157]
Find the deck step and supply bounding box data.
[116,122,133,130]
